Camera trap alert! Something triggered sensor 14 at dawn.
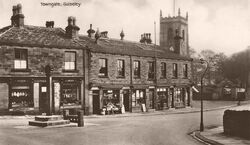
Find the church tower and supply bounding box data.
[160,8,189,56]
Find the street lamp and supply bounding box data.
[200,58,209,132]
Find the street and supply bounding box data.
[0,106,232,145]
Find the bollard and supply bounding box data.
[77,110,84,127]
[63,109,69,119]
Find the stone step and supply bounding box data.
[44,123,77,128]
[35,115,63,122]
[29,120,70,127]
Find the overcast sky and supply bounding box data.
[0,0,250,55]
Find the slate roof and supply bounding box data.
[0,25,86,49]
[79,35,191,60]
[0,25,191,60]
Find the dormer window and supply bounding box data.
[14,48,27,69]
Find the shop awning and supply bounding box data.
[192,86,199,93]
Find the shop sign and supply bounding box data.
[41,87,47,92]
[91,87,99,90]
[149,86,155,89]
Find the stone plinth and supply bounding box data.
[29,115,71,127]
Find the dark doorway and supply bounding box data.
[123,90,130,112]
[149,89,155,109]
[170,88,174,108]
[39,83,47,114]
[92,90,100,114]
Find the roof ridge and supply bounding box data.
[0,26,13,37]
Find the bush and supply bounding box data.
[223,110,250,139]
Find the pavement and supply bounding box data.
[0,100,249,120]
[193,104,250,145]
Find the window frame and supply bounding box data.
[14,48,28,70]
[183,64,188,78]
[160,62,166,78]
[64,51,77,71]
[148,61,155,80]
[172,63,178,78]
[117,59,125,78]
[133,60,140,78]
[98,58,108,77]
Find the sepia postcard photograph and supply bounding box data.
[0,0,250,144]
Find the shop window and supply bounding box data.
[132,90,145,107]
[103,90,120,107]
[14,49,27,69]
[148,61,155,79]
[99,58,108,77]
[173,63,178,78]
[65,51,76,70]
[61,84,81,105]
[133,61,140,78]
[117,59,125,77]
[183,64,188,78]
[160,62,166,78]
[10,85,33,108]
[176,88,184,103]
[157,88,168,109]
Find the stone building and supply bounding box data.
[0,4,193,115]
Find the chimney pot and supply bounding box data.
[65,16,80,39]
[46,21,54,28]
[11,4,24,27]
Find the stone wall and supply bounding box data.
[0,45,84,77]
[89,52,192,86]
[223,110,250,139]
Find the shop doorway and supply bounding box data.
[149,89,155,109]
[92,90,100,114]
[39,83,47,113]
[170,88,174,108]
[123,90,130,112]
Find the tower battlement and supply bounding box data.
[160,8,188,24]
[159,8,189,57]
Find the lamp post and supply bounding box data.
[200,58,209,132]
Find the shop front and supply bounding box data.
[173,87,190,108]
[156,87,168,110]
[56,78,83,115]
[90,85,125,115]
[9,79,34,112]
[131,89,146,112]
[4,77,83,115]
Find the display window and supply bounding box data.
[61,83,81,106]
[10,85,33,108]
[176,88,184,103]
[103,90,120,107]
[132,89,145,107]
[157,88,168,108]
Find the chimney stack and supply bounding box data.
[87,24,95,38]
[100,31,108,38]
[120,29,125,40]
[46,21,54,28]
[140,33,152,44]
[95,28,101,43]
[65,16,80,39]
[11,4,25,27]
